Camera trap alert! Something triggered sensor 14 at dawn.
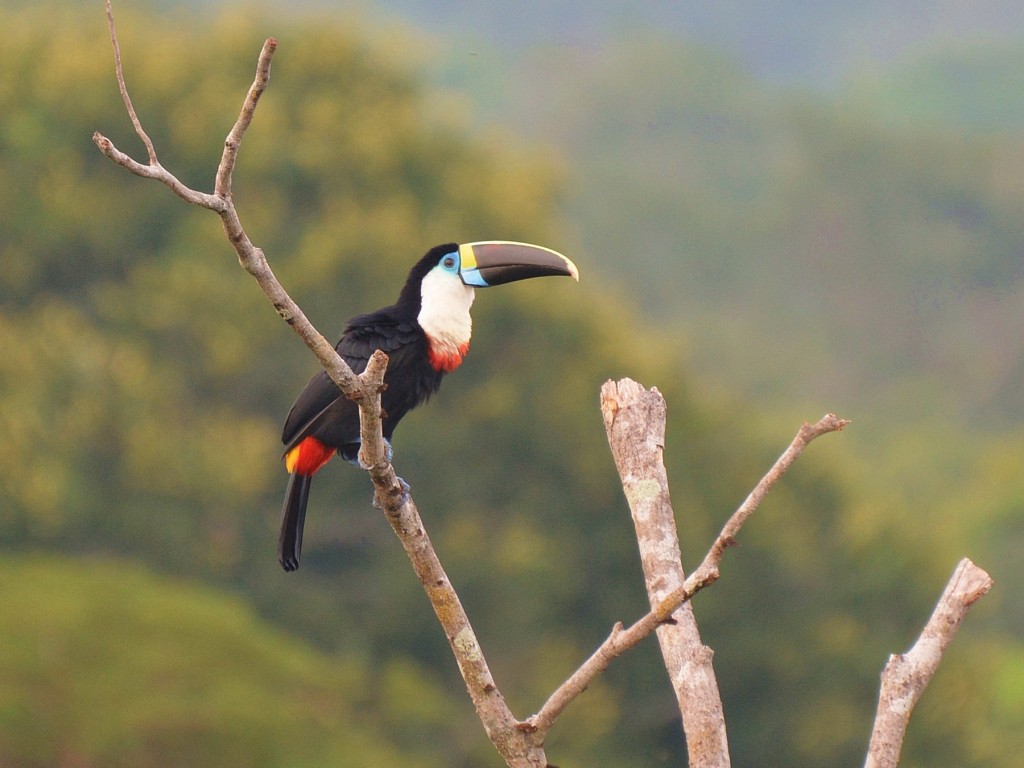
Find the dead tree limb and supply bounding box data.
[865,558,993,768]
[595,380,848,765]
[528,386,849,748]
[600,378,731,768]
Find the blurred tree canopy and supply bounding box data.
[1,2,1022,767]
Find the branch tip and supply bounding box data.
[865,557,992,768]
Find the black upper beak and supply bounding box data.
[458,241,579,287]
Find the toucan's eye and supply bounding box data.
[443,256,456,269]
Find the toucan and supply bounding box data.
[278,241,579,571]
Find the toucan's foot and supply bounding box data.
[372,475,410,509]
[359,438,393,470]
[342,440,361,467]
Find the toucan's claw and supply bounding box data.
[358,438,393,470]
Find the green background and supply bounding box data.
[2,1,1022,765]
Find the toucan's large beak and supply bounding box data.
[458,241,579,287]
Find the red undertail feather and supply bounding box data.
[428,341,470,373]
[285,435,335,476]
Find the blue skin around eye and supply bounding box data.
[438,252,489,286]
[448,250,490,286]
[442,252,460,272]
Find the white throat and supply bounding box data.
[418,269,475,352]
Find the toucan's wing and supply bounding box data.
[335,310,423,372]
[280,370,346,450]
[280,308,423,452]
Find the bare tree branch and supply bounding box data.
[864,558,993,768]
[599,378,731,768]
[529,386,849,744]
[94,9,546,766]
[370,458,546,767]
[709,411,851,562]
[353,354,545,766]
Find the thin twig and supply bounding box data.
[356,350,389,473]
[104,0,157,165]
[706,412,850,564]
[92,131,221,208]
[216,37,277,199]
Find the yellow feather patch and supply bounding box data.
[284,445,301,474]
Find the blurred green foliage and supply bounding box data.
[1,2,1022,767]
[0,555,439,768]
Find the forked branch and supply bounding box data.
[93,1,357,398]
[527,384,849,744]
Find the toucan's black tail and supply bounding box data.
[279,472,312,572]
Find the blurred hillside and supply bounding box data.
[1,2,1023,767]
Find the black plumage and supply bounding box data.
[278,245,456,571]
[281,313,441,462]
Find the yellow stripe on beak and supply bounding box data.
[458,243,479,272]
